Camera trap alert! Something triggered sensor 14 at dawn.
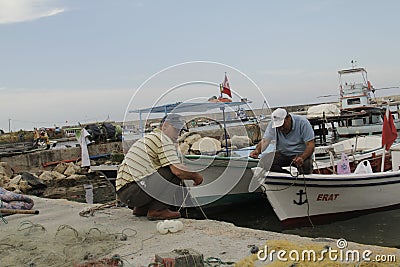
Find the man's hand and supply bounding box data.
[192,173,203,186]
[293,156,304,166]
[249,150,260,159]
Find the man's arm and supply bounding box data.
[293,139,315,166]
[249,138,271,159]
[169,163,203,185]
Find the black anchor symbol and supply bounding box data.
[293,189,307,205]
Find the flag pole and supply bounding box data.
[220,84,230,156]
[381,145,386,172]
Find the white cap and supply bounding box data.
[271,108,287,128]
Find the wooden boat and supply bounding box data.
[91,154,261,208]
[258,147,400,227]
[182,155,261,207]
[93,99,264,208]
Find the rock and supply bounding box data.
[39,171,66,183]
[4,175,22,192]
[221,138,232,148]
[179,142,190,155]
[184,134,202,146]
[42,172,115,203]
[0,173,10,187]
[0,162,13,178]
[64,174,88,187]
[177,131,193,143]
[8,175,22,186]
[191,137,222,155]
[20,172,47,195]
[231,135,252,149]
[53,162,69,174]
[43,187,67,199]
[64,163,81,176]
[18,180,32,193]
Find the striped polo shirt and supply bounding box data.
[116,128,181,191]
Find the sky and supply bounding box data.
[1,0,400,131]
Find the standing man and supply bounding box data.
[250,108,315,174]
[116,113,203,220]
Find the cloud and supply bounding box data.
[0,0,65,24]
[0,87,131,130]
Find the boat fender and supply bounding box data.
[156,220,184,234]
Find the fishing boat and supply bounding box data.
[91,153,261,207]
[254,99,400,227]
[258,143,400,227]
[335,66,400,136]
[312,135,396,174]
[260,165,400,227]
[181,154,260,207]
[92,97,265,208]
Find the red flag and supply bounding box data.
[220,73,232,97]
[382,106,398,150]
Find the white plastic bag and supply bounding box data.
[354,160,373,174]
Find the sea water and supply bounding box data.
[205,199,400,249]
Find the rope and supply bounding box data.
[301,171,314,228]
[261,161,300,192]
[79,200,118,217]
[177,181,208,220]
[261,160,315,227]
[203,257,235,266]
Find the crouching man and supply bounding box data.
[116,113,203,220]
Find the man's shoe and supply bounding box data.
[147,209,181,220]
[132,206,148,217]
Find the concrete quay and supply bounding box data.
[1,196,399,267]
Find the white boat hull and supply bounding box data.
[336,120,400,137]
[263,171,400,226]
[91,155,261,208]
[183,155,260,206]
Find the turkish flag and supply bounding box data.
[220,73,232,98]
[382,106,398,150]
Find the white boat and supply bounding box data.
[337,121,400,136]
[314,135,382,158]
[182,155,260,207]
[259,147,400,227]
[335,66,400,137]
[92,99,265,208]
[91,154,261,208]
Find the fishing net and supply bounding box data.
[235,239,398,267]
[0,220,135,267]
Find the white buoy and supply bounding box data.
[156,220,184,234]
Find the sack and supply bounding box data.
[336,152,351,174]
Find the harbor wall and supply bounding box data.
[0,142,122,173]
[2,122,262,173]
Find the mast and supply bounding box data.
[220,73,230,156]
